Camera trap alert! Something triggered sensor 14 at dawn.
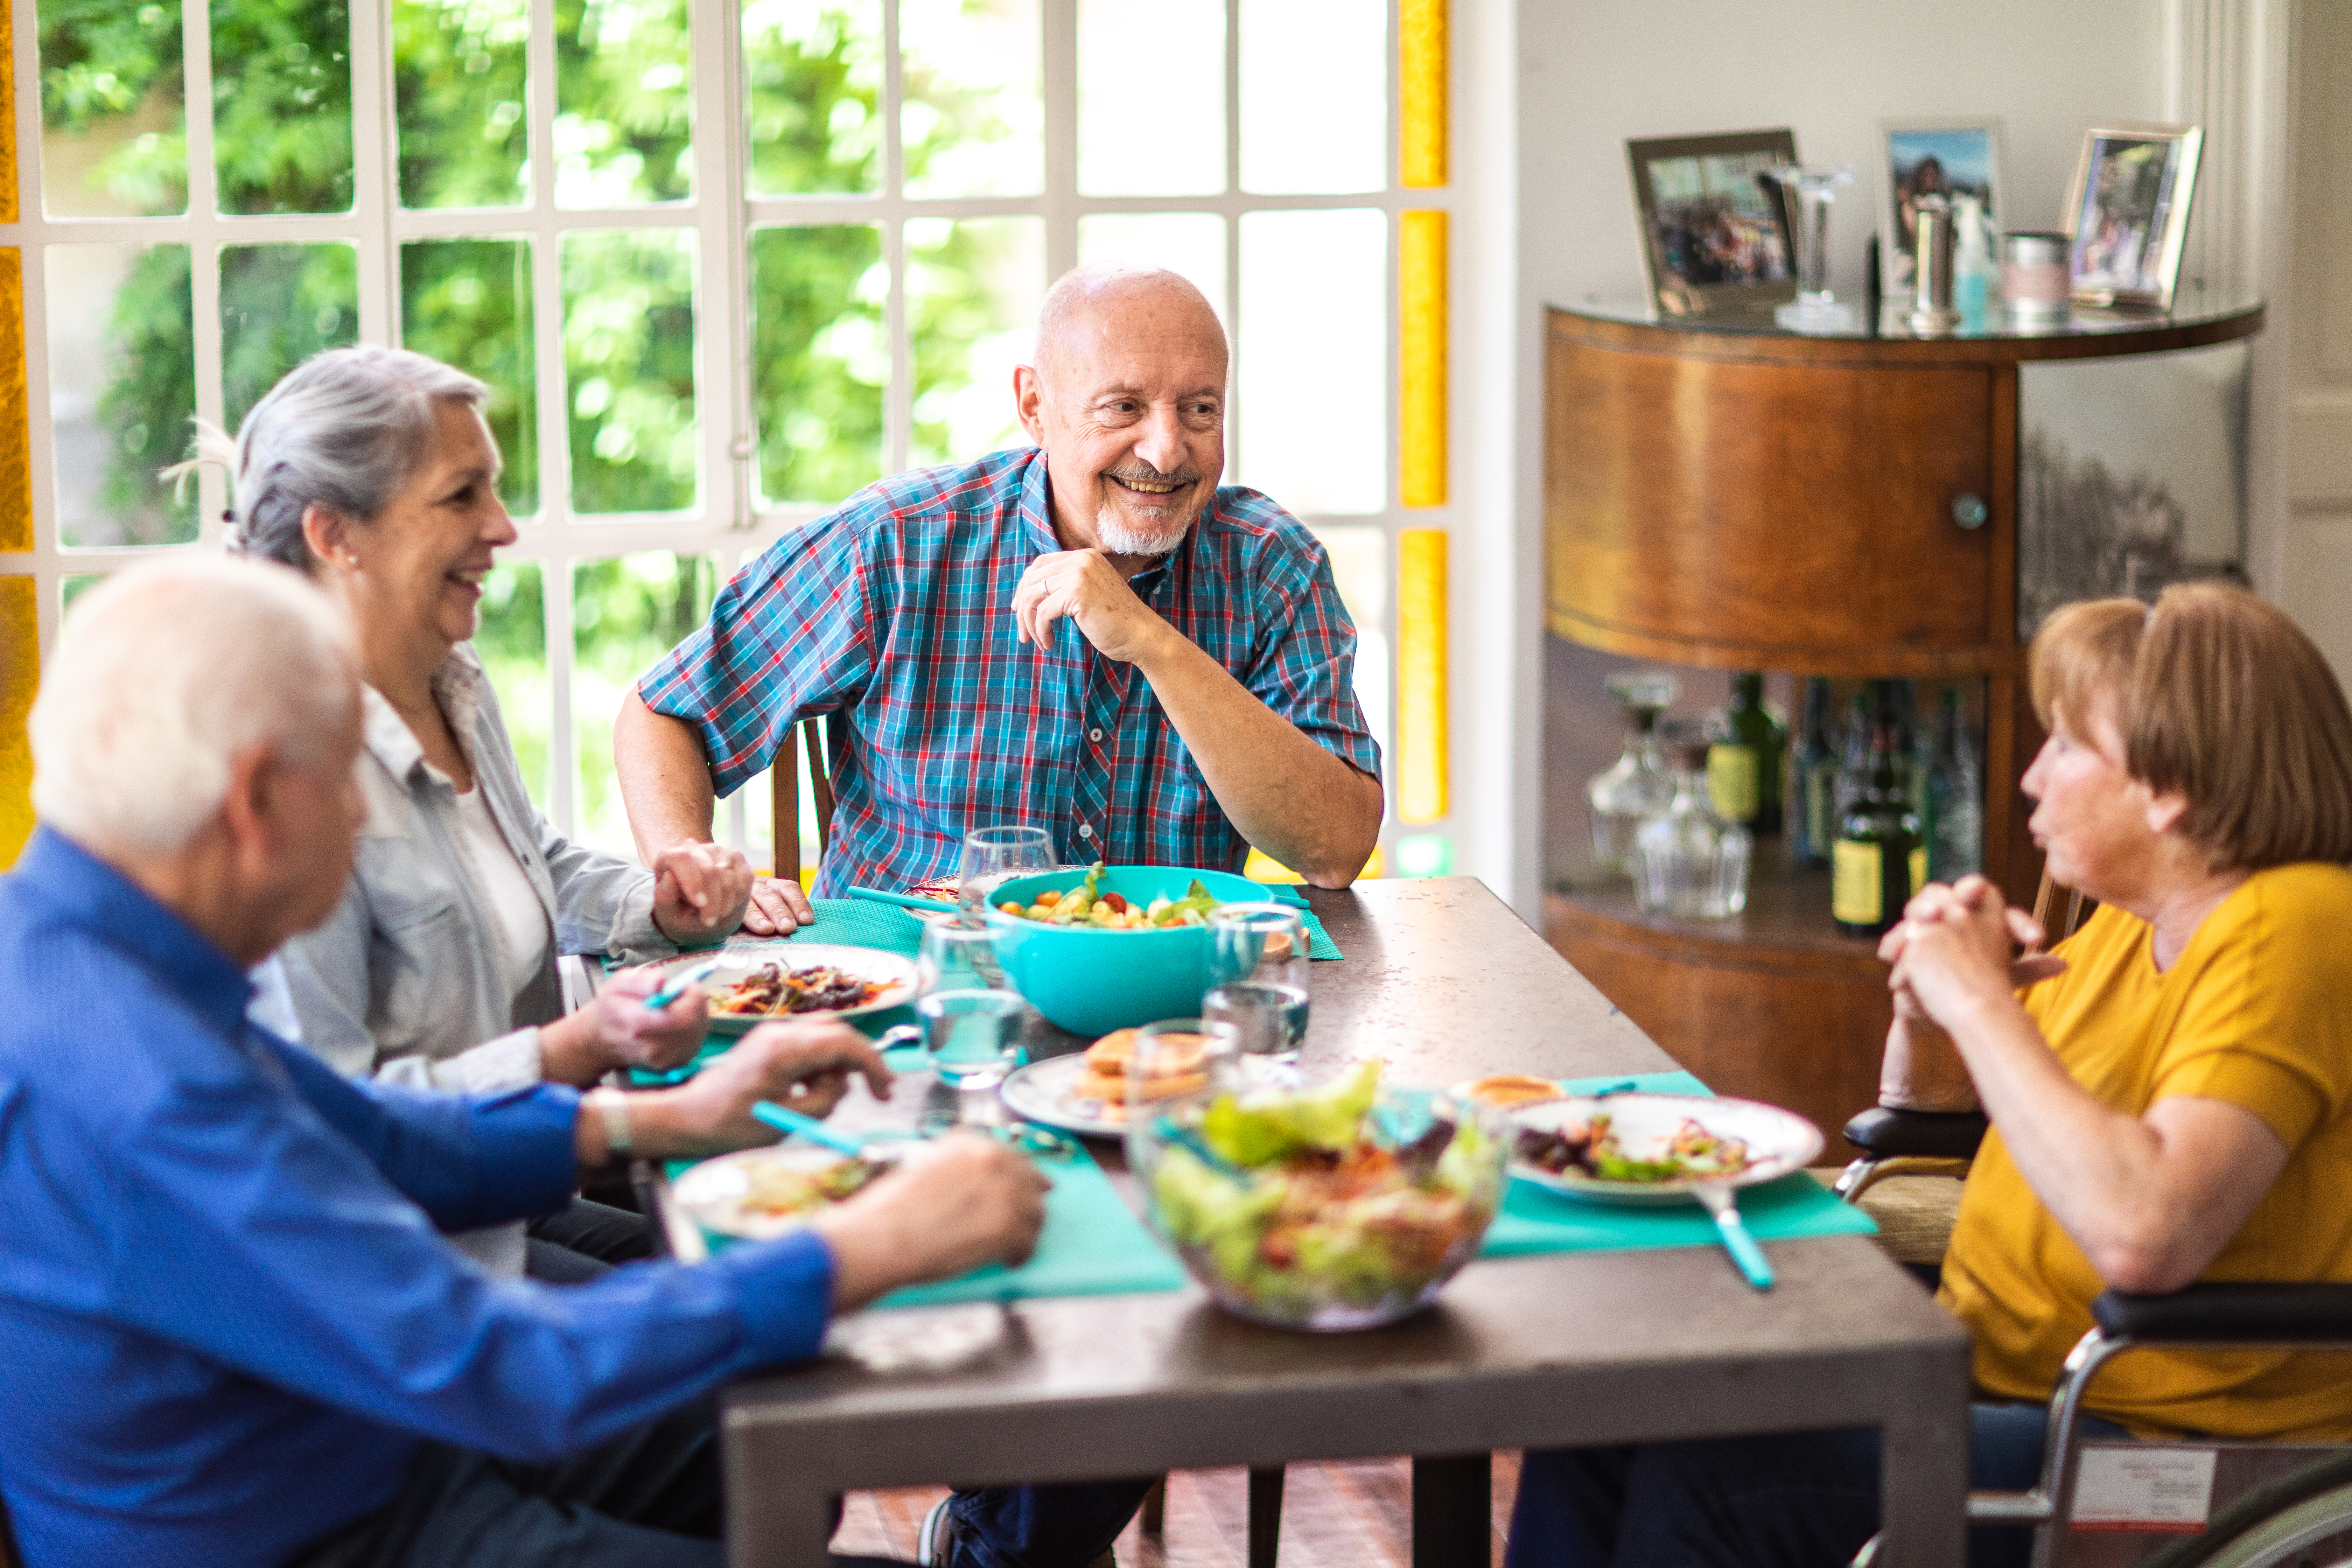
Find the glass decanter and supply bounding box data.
[1632,724,1752,918]
[1584,668,1679,874]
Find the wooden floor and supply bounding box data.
[831,1451,1524,1566]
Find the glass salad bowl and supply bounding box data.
[1126,1050,1507,1331]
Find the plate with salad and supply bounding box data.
[1502,1092,1821,1207]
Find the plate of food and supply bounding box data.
[650,944,918,1034]
[1503,1092,1821,1206]
[672,1143,902,1241]
[997,1027,1215,1136]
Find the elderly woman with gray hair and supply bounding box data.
[201,345,779,1279]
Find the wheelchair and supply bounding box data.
[1842,1104,2352,1568]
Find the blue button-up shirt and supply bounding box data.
[0,828,834,1568]
[638,447,1382,896]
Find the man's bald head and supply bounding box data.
[1017,265,1229,561]
[1034,265,1227,389]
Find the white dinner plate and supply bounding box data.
[1503,1093,1822,1207]
[997,1053,1129,1139]
[673,1144,901,1240]
[644,943,917,1035]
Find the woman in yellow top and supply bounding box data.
[1504,583,2352,1568]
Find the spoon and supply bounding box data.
[1692,1185,1774,1291]
[751,1099,868,1158]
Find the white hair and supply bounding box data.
[30,555,357,855]
[168,344,490,572]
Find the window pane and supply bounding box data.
[901,0,1040,199]
[211,0,355,214]
[749,224,884,506]
[1238,209,1385,514]
[393,0,530,209]
[573,552,716,854]
[1076,213,1227,324]
[1312,523,1389,761]
[564,229,698,515]
[907,216,1044,467]
[220,242,360,429]
[556,0,693,206]
[476,560,549,806]
[48,242,195,547]
[1076,0,1221,197]
[62,573,104,612]
[37,0,188,216]
[1239,0,1384,195]
[401,239,538,515]
[742,0,881,196]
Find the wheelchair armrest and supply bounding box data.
[1842,1106,1989,1161]
[2092,1283,2352,1346]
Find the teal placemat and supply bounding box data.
[1477,1070,1876,1257]
[682,1141,1188,1309]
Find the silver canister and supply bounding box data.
[1908,196,1960,336]
[2002,231,2071,322]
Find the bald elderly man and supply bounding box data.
[0,556,1048,1568]
[618,264,1385,933]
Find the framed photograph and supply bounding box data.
[1874,118,2005,296]
[2061,122,2203,309]
[1624,128,1799,318]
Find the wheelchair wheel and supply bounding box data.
[2136,1451,2352,1568]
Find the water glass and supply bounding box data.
[1204,903,1311,1062]
[913,988,1026,1088]
[958,825,1058,922]
[916,917,1005,993]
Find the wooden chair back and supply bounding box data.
[769,716,836,884]
[2029,865,2095,950]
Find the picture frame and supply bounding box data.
[2060,121,2203,310]
[1624,128,1800,318]
[1873,117,2006,297]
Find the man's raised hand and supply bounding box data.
[1013,548,1169,663]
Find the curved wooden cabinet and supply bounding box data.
[1543,297,2266,1145]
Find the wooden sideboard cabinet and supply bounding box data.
[1543,291,2265,1143]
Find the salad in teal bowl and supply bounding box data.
[983,862,1271,1036]
[1129,1059,1506,1331]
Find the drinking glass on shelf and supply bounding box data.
[958,825,1058,923]
[1203,903,1311,1063]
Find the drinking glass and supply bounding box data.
[1203,903,1311,1063]
[912,988,1026,1088]
[916,917,1005,993]
[1126,1016,1242,1122]
[958,825,1058,922]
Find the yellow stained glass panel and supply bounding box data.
[1399,0,1446,189]
[1397,527,1448,824]
[0,576,36,866]
[1399,210,1446,508]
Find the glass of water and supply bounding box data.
[916,917,1005,993]
[958,825,1058,923]
[1203,903,1311,1063]
[912,989,1026,1089]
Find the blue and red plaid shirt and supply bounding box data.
[639,447,1382,897]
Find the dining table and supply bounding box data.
[627,875,1973,1568]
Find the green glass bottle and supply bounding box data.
[1707,671,1786,834]
[1789,677,1837,867]
[1832,702,1925,938]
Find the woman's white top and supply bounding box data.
[450,781,550,1004]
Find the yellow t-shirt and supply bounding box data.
[1938,861,2352,1441]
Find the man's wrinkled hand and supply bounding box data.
[658,1021,893,1157]
[812,1134,1050,1307]
[650,839,755,943]
[740,873,815,937]
[1012,549,1169,663]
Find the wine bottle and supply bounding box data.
[1789,677,1836,867]
[1833,703,1925,938]
[1924,687,1983,881]
[1834,689,1872,820]
[1707,670,1786,834]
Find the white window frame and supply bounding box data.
[5,0,1459,869]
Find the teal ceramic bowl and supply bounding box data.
[983,865,1273,1037]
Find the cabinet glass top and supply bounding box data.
[1553,282,2262,344]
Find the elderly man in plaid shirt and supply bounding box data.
[617,263,1386,939]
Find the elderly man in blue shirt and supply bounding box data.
[0,555,1048,1568]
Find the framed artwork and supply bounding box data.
[2061,122,2203,309]
[1624,128,1799,318]
[1874,118,2005,295]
